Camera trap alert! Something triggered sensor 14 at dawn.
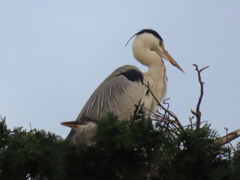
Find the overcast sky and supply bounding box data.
[1,1,240,142]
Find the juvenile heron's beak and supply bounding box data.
[156,46,184,73]
[61,121,79,128]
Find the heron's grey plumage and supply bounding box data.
[62,29,183,145]
[78,65,146,122]
[66,65,151,144]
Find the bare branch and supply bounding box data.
[188,116,194,130]
[214,129,240,146]
[192,64,209,129]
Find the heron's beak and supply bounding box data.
[61,121,79,128]
[156,47,184,73]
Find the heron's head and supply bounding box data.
[127,29,184,73]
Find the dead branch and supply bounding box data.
[191,64,209,129]
[188,116,194,130]
[214,129,240,146]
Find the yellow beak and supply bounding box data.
[156,46,184,73]
[61,121,80,128]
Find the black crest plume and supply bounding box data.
[125,29,163,47]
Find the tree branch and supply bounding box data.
[191,64,209,129]
[214,129,240,145]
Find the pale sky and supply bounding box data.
[1,1,240,142]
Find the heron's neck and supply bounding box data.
[146,59,166,82]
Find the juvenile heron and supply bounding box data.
[61,29,184,145]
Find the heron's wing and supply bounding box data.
[76,65,146,123]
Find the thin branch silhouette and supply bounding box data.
[191,64,209,129]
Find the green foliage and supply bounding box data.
[230,142,240,179]
[0,120,64,180]
[170,125,231,180]
[0,115,240,180]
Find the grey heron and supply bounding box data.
[61,29,184,145]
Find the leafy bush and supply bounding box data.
[0,114,239,180]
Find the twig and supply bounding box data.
[192,64,209,129]
[224,127,235,154]
[143,83,183,130]
[189,116,194,130]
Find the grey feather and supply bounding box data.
[77,65,145,122]
[66,65,147,143]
